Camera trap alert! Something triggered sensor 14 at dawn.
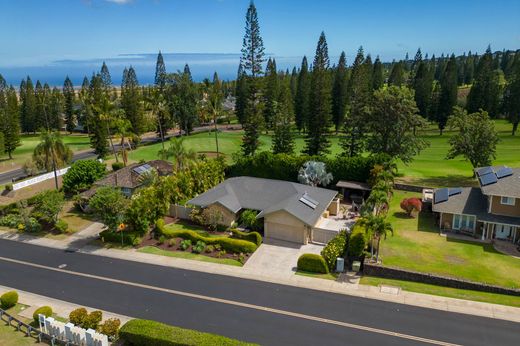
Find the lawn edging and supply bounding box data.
[363,261,520,296]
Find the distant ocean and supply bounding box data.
[0,53,307,87]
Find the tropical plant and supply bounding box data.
[33,130,72,189]
[89,187,129,232]
[297,161,333,187]
[159,137,197,171]
[400,197,423,217]
[32,190,65,225]
[358,215,393,262]
[238,209,262,232]
[62,159,106,194]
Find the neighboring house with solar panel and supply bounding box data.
[188,176,344,244]
[432,166,520,243]
[80,160,173,199]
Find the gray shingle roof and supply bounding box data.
[475,166,520,198]
[188,176,338,227]
[432,187,520,226]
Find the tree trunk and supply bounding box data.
[512,122,519,136]
[107,123,118,163]
[376,237,381,263]
[214,113,220,158]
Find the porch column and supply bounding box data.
[481,222,486,240]
[514,227,518,243]
[439,213,443,234]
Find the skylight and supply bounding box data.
[299,192,319,210]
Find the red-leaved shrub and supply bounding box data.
[400,198,422,217]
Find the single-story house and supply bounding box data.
[188,176,344,244]
[432,166,520,243]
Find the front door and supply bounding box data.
[495,224,513,240]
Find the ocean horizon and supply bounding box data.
[0,53,311,87]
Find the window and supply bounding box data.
[453,214,476,230]
[500,196,515,206]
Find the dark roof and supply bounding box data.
[475,166,520,198]
[336,180,371,191]
[188,176,338,227]
[147,160,174,176]
[94,160,173,189]
[432,187,520,226]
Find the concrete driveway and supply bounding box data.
[243,239,324,279]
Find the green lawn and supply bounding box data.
[0,304,44,346]
[360,276,520,308]
[295,270,339,281]
[0,133,91,172]
[381,190,520,289]
[138,245,243,266]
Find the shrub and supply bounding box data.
[4,183,13,192]
[54,219,68,233]
[205,245,215,253]
[83,310,103,330]
[33,306,53,323]
[0,291,18,309]
[297,254,329,274]
[238,210,262,232]
[100,229,141,246]
[201,206,224,232]
[98,318,121,338]
[400,197,423,217]
[112,162,125,171]
[0,214,23,228]
[31,190,65,225]
[321,230,348,270]
[63,160,106,194]
[192,240,206,254]
[119,319,255,346]
[90,187,128,232]
[69,307,88,326]
[231,229,262,247]
[180,239,192,251]
[158,235,166,245]
[348,225,367,259]
[168,239,176,247]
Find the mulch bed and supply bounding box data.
[139,233,252,264]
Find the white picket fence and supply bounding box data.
[40,314,108,346]
[12,167,70,191]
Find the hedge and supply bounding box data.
[0,291,18,309]
[100,229,142,247]
[33,306,53,323]
[156,227,257,254]
[230,229,262,247]
[321,230,348,270]
[297,254,329,274]
[119,319,256,346]
[348,224,367,259]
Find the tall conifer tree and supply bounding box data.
[263,57,279,129]
[436,54,458,134]
[121,66,145,136]
[372,56,384,90]
[467,46,501,116]
[63,76,75,133]
[295,56,310,133]
[1,86,21,158]
[332,51,348,132]
[154,51,167,88]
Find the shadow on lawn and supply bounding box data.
[391,211,438,234]
[445,236,504,255]
[399,174,478,188]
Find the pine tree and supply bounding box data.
[504,56,520,135]
[35,81,49,130]
[464,51,475,84]
[63,76,76,133]
[78,76,91,134]
[1,86,21,158]
[49,87,64,130]
[435,53,447,81]
[372,56,384,90]
[263,57,279,129]
[332,51,348,132]
[467,46,502,116]
[234,64,248,124]
[412,59,433,118]
[20,77,37,133]
[294,56,310,132]
[436,54,458,134]
[100,62,112,91]
[388,61,405,86]
[154,51,167,88]
[290,67,298,101]
[88,74,109,158]
[304,32,332,156]
[272,81,295,154]
[171,64,198,135]
[121,66,145,136]
[240,1,265,156]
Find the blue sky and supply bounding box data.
[0,0,519,68]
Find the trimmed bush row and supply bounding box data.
[33,306,53,323]
[297,254,329,274]
[0,291,18,309]
[119,319,256,346]
[321,230,348,271]
[157,228,257,254]
[100,229,142,246]
[230,229,263,247]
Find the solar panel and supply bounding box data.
[133,164,153,176]
[448,187,462,196]
[479,172,498,186]
[302,193,319,206]
[477,166,493,177]
[434,188,449,204]
[299,193,319,209]
[496,167,513,179]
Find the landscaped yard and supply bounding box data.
[138,246,243,266]
[0,304,44,346]
[379,190,520,289]
[295,270,339,281]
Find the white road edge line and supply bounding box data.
[0,255,460,346]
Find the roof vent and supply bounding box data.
[299,192,319,209]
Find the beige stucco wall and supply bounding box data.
[207,203,237,226]
[264,210,307,244]
[327,198,339,216]
[490,195,520,217]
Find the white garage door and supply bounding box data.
[264,222,304,244]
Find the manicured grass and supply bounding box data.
[163,220,223,238]
[360,276,520,308]
[381,190,520,289]
[0,304,44,346]
[295,270,339,281]
[59,201,95,233]
[138,245,243,266]
[0,133,91,172]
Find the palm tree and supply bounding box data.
[94,96,120,163]
[146,87,170,152]
[362,189,389,216]
[33,131,72,189]
[114,118,134,167]
[159,137,197,171]
[208,73,224,157]
[359,215,394,262]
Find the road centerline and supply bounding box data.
[0,255,460,346]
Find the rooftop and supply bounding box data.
[475,166,520,198]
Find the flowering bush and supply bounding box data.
[400,197,423,217]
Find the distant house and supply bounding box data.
[188,176,344,244]
[432,166,520,243]
[82,160,173,198]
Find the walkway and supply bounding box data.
[494,240,520,259]
[1,228,520,323]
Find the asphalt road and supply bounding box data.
[0,240,518,346]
